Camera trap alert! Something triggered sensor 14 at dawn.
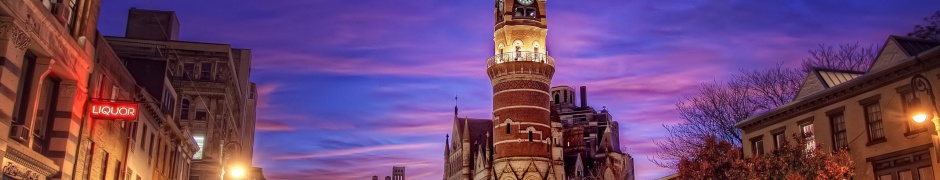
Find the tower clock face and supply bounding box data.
[517,0,534,6]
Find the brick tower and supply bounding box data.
[487,0,560,179]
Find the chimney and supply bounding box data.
[580,86,588,108]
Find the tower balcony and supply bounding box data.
[487,51,555,69]
[486,51,555,84]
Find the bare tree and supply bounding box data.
[653,81,757,168]
[734,63,803,113]
[908,10,940,40]
[800,43,879,72]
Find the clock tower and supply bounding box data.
[487,0,562,179]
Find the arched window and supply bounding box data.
[506,122,511,134]
[533,42,540,53]
[180,99,190,119]
[554,94,560,105]
[528,131,533,142]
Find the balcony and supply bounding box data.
[487,51,555,68]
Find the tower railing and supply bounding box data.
[487,51,555,68]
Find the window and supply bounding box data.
[751,138,764,155]
[33,77,60,154]
[865,103,885,142]
[140,125,148,149]
[772,132,785,149]
[919,166,935,180]
[84,142,94,180]
[162,88,175,115]
[800,123,815,151]
[528,131,533,142]
[505,122,511,134]
[194,110,207,120]
[183,63,194,79]
[554,94,559,105]
[199,62,212,80]
[11,52,37,125]
[114,161,121,180]
[180,99,190,119]
[101,152,109,180]
[901,91,927,133]
[513,6,538,18]
[830,114,848,150]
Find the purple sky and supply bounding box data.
[97,0,939,179]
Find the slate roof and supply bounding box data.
[454,117,493,168]
[893,35,940,56]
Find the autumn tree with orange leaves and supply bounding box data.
[679,135,854,180]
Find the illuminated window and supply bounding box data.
[193,135,206,159]
[800,123,815,152]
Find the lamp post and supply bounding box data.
[221,141,244,180]
[910,74,939,124]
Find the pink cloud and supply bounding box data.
[273,143,436,160]
[255,121,296,131]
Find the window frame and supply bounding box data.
[750,135,765,155]
[12,52,37,125]
[199,62,213,81]
[798,118,816,152]
[859,95,886,145]
[770,126,786,150]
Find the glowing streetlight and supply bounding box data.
[909,74,938,124]
[229,166,246,178]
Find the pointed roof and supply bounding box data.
[869,35,940,73]
[794,68,864,100]
[894,35,940,56]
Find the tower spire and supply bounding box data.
[455,95,459,117]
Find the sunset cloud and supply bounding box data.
[96,0,940,179]
[272,143,436,160]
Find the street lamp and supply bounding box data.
[222,141,243,179]
[910,74,938,124]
